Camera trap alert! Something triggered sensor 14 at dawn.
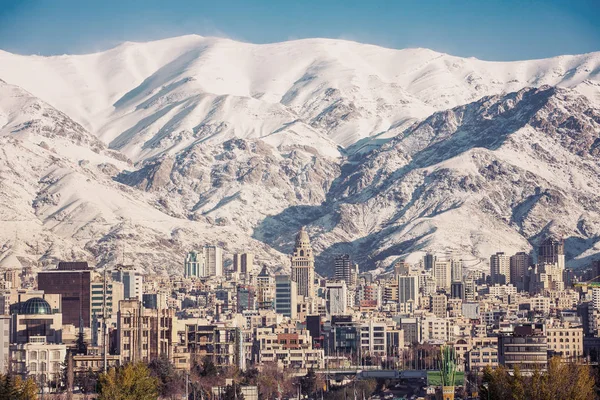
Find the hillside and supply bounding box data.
[0,36,599,273]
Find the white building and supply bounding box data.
[204,246,223,277]
[433,261,452,291]
[10,336,67,386]
[327,281,348,315]
[0,315,9,374]
[112,267,143,300]
[359,321,387,358]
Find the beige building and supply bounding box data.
[433,261,452,291]
[468,346,499,371]
[490,252,510,285]
[546,325,583,361]
[117,299,177,364]
[256,328,324,369]
[290,227,315,298]
[430,294,448,318]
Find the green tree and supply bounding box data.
[510,366,525,400]
[200,357,218,377]
[300,369,317,398]
[148,354,185,399]
[0,374,19,399]
[14,376,38,400]
[98,363,159,400]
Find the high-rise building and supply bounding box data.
[450,281,465,300]
[538,238,565,269]
[398,275,419,304]
[490,252,510,285]
[275,275,297,319]
[464,276,476,302]
[256,266,274,310]
[236,285,256,313]
[334,254,352,285]
[37,262,92,327]
[90,279,124,321]
[326,281,347,315]
[451,259,463,282]
[433,261,452,291]
[233,253,254,276]
[510,252,531,290]
[117,299,176,364]
[423,253,436,271]
[203,246,223,277]
[184,246,224,278]
[430,293,448,318]
[0,316,9,374]
[290,227,315,298]
[184,251,204,278]
[112,267,143,301]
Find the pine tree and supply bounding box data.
[510,366,525,400]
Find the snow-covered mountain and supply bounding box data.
[0,35,599,273]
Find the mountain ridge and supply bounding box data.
[0,36,599,274]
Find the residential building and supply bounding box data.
[398,275,419,305]
[275,275,297,319]
[10,337,66,387]
[538,238,565,269]
[116,299,177,364]
[546,324,583,361]
[256,266,274,310]
[334,254,352,285]
[510,252,531,289]
[498,324,548,373]
[433,261,452,291]
[326,281,347,315]
[0,315,9,374]
[490,252,510,285]
[112,266,143,301]
[233,253,254,276]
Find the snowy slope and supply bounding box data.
[0,80,289,272]
[0,36,600,273]
[0,35,599,158]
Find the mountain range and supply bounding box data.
[0,35,599,274]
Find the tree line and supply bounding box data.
[478,357,597,400]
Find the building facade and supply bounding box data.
[290,227,315,298]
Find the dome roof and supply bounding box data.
[295,226,311,247]
[20,297,52,315]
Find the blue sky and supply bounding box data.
[0,0,598,60]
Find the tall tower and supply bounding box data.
[538,238,565,269]
[490,252,510,285]
[334,254,352,285]
[291,226,315,298]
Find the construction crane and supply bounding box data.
[574,275,600,290]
